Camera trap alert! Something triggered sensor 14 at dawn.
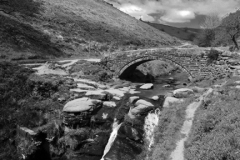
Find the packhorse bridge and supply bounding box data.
[105,47,236,80]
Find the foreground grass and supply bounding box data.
[147,98,194,160]
[185,85,240,160]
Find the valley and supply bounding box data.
[1,0,240,160]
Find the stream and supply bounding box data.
[99,70,190,160]
[24,59,191,160]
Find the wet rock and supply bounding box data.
[191,86,206,93]
[103,123,143,160]
[151,96,159,100]
[77,83,95,90]
[140,83,153,90]
[103,101,116,108]
[135,99,154,107]
[85,90,107,100]
[129,96,140,104]
[129,99,154,116]
[76,132,110,158]
[105,89,125,98]
[173,88,194,98]
[163,97,184,108]
[113,96,121,101]
[63,97,102,113]
[163,84,171,88]
[118,123,144,144]
[130,105,152,115]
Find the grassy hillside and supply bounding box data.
[185,80,240,160]
[0,0,180,60]
[145,21,201,42]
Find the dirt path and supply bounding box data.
[170,89,213,160]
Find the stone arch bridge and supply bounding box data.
[105,47,234,80]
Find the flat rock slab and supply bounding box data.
[105,89,125,98]
[70,88,88,93]
[85,90,107,100]
[63,97,102,112]
[140,83,153,90]
[77,83,95,90]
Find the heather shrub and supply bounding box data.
[0,62,62,160]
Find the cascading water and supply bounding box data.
[144,108,161,151]
[101,118,122,160]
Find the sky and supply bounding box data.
[104,0,240,28]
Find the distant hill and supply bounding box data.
[0,0,181,60]
[145,21,202,42]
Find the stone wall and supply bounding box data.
[106,47,238,80]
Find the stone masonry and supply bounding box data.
[105,47,239,80]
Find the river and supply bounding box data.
[100,69,190,160]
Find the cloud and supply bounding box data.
[161,9,195,23]
[105,0,240,23]
[119,4,155,21]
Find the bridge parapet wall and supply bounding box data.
[106,47,237,80]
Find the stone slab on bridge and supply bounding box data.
[105,47,237,80]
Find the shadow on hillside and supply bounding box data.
[0,0,43,16]
[0,14,65,59]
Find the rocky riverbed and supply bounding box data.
[17,59,207,160]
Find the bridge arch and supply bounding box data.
[118,56,193,79]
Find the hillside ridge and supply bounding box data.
[0,0,181,60]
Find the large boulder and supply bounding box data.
[135,99,154,107]
[163,97,184,108]
[173,88,194,98]
[140,83,153,90]
[129,99,154,116]
[63,97,102,113]
[63,98,102,127]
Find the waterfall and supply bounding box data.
[101,118,122,160]
[144,108,161,150]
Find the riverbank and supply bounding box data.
[1,58,238,160]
